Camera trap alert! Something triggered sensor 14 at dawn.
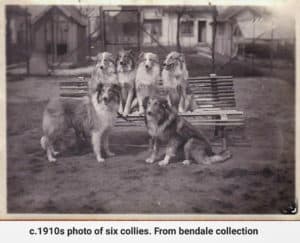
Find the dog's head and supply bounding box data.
[94,83,121,109]
[163,51,186,71]
[138,52,159,71]
[92,52,116,74]
[143,96,170,124]
[116,49,135,72]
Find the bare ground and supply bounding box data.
[6,76,294,214]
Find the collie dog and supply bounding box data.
[116,49,137,116]
[41,83,121,163]
[135,52,160,115]
[162,51,194,112]
[89,52,118,94]
[143,97,232,166]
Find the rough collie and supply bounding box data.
[89,52,118,94]
[116,49,137,116]
[41,83,121,163]
[143,96,232,166]
[162,51,194,112]
[135,52,160,115]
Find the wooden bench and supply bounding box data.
[59,74,246,149]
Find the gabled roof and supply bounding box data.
[6,5,30,16]
[217,6,269,22]
[120,5,215,13]
[28,6,87,26]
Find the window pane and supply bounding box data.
[143,19,162,36]
[181,21,194,36]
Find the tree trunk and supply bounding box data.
[176,12,181,52]
[211,6,217,74]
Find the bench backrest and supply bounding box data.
[60,75,236,110]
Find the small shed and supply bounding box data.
[29,6,87,73]
[6,6,31,65]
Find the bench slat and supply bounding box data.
[58,75,245,133]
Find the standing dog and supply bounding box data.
[135,52,160,115]
[41,83,121,163]
[162,51,194,112]
[116,49,137,116]
[89,52,118,94]
[143,96,232,166]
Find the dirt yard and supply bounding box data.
[6,76,294,214]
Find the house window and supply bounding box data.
[180,21,194,36]
[123,22,137,36]
[143,19,162,37]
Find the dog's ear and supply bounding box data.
[142,96,150,110]
[96,83,103,103]
[106,52,115,65]
[138,52,145,63]
[160,98,169,110]
[91,52,102,62]
[179,53,185,63]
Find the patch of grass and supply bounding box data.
[7,101,46,136]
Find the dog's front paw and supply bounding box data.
[96,156,105,163]
[137,108,144,116]
[158,160,169,166]
[52,151,60,156]
[182,160,191,165]
[106,151,116,157]
[145,157,155,163]
[48,157,57,163]
[123,109,130,117]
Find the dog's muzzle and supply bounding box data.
[102,96,109,104]
[163,62,175,70]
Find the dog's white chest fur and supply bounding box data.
[118,71,136,86]
[136,65,160,86]
[92,97,117,131]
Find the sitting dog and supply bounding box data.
[135,52,160,115]
[116,49,137,116]
[41,83,121,163]
[89,52,118,94]
[143,96,232,166]
[162,51,194,112]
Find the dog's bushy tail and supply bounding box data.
[40,136,48,150]
[204,150,232,164]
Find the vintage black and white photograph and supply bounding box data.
[5,4,296,215]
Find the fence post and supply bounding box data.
[137,9,141,52]
[99,7,105,51]
[88,18,91,58]
[25,7,30,75]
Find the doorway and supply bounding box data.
[198,21,206,43]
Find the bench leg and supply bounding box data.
[213,115,221,137]
[220,126,228,150]
[214,126,219,137]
